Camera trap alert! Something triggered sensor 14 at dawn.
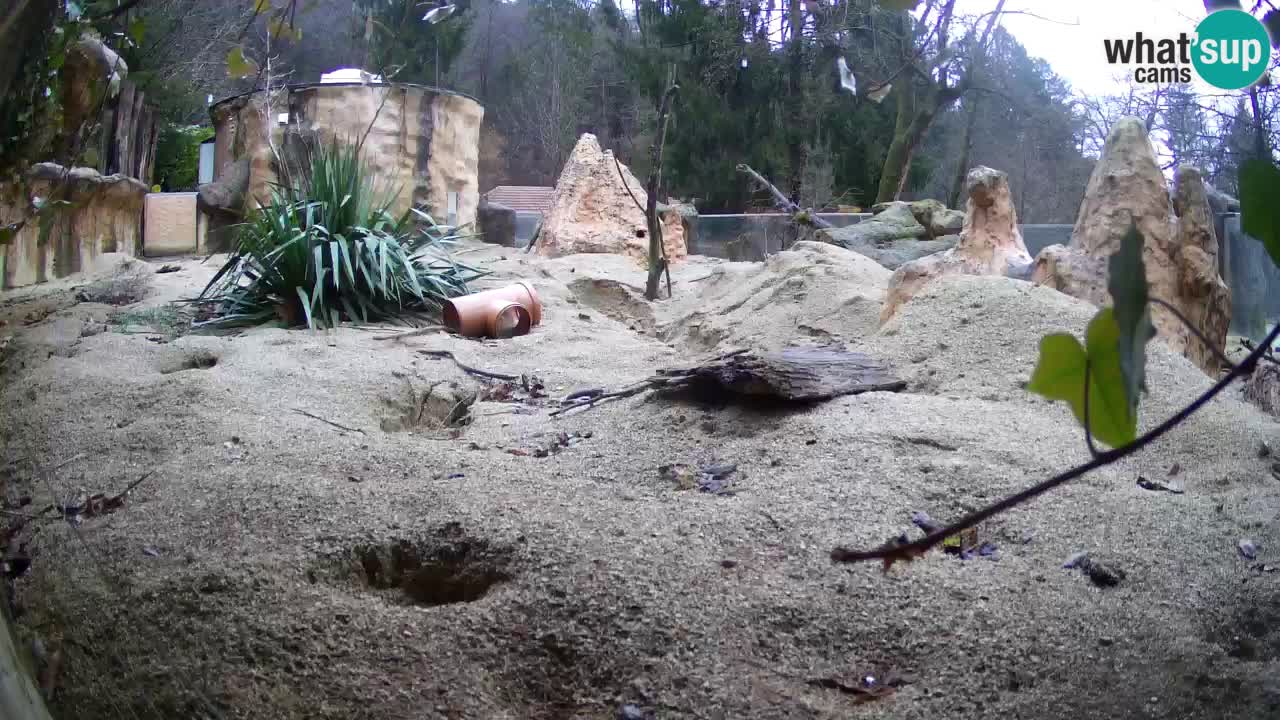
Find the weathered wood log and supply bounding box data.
[552,346,904,416]
[677,346,905,400]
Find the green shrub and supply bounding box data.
[194,139,485,330]
[154,125,214,191]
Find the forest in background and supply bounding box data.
[7,0,1280,221]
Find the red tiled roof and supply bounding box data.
[484,186,556,214]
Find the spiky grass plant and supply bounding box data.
[194,139,486,329]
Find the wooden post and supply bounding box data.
[644,82,679,301]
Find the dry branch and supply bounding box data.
[735,164,834,229]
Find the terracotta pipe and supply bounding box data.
[442,283,543,338]
[443,295,532,339]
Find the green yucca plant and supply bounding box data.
[193,139,487,330]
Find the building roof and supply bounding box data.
[484,186,556,214]
[208,82,480,114]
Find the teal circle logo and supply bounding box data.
[1192,9,1272,90]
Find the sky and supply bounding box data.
[953,0,1221,95]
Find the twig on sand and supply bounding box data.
[373,326,448,342]
[110,470,156,504]
[550,381,657,416]
[291,409,367,434]
[418,349,521,381]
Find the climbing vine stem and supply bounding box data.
[831,320,1280,570]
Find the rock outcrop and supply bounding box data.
[870,198,965,239]
[535,134,686,264]
[61,38,126,156]
[1,164,145,289]
[822,203,927,247]
[1029,117,1230,375]
[197,156,251,252]
[881,166,1032,323]
[816,227,957,270]
[477,199,517,247]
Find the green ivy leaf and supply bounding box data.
[1241,159,1280,269]
[1027,309,1138,449]
[1106,222,1156,413]
[0,225,17,246]
[128,17,146,47]
[267,16,301,41]
[254,0,274,14]
[226,46,258,79]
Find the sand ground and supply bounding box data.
[2,240,1280,720]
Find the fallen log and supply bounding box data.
[735,164,834,230]
[552,346,904,416]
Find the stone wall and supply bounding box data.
[1,164,145,289]
[205,83,484,231]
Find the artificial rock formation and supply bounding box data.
[535,134,686,264]
[1,164,144,289]
[817,229,957,270]
[477,199,517,247]
[1030,117,1231,375]
[205,84,483,230]
[881,166,1032,323]
[823,203,928,247]
[870,198,965,239]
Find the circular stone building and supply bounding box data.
[205,82,483,245]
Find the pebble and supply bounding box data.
[1239,539,1260,560]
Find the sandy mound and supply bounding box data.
[3,243,1280,720]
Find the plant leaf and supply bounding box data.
[1026,309,1138,449]
[226,46,258,79]
[1082,308,1137,448]
[1106,222,1156,411]
[877,0,920,9]
[1241,159,1280,269]
[128,17,146,46]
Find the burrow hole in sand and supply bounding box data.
[349,524,514,607]
[158,351,218,374]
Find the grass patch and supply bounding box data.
[111,304,193,340]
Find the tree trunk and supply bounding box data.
[877,86,941,204]
[876,83,917,204]
[1249,86,1269,159]
[0,0,59,175]
[785,0,805,203]
[644,84,679,300]
[948,96,980,208]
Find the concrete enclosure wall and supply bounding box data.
[1,164,144,289]
[208,83,484,229]
[144,192,207,257]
